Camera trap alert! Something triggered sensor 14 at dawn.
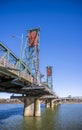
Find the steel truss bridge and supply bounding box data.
[0,42,55,97]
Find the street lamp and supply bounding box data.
[12,34,23,62]
[12,34,23,78]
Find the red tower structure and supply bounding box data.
[46,66,53,90]
[26,28,40,83]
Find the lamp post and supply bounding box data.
[20,34,23,64]
[12,34,23,78]
[12,34,23,62]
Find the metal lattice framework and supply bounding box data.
[0,42,55,96]
[25,28,40,84]
[0,28,56,97]
[46,66,53,90]
[0,41,35,83]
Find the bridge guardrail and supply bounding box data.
[0,57,35,83]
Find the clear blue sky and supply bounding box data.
[0,0,82,98]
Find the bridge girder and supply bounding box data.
[0,41,56,97]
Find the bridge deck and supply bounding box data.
[0,61,55,97]
[0,42,55,97]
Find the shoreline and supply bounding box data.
[0,98,23,104]
[62,102,82,104]
[0,98,82,104]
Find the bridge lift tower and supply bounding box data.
[25,28,40,84]
[46,66,53,90]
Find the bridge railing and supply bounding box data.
[0,56,37,83]
[0,42,38,83]
[0,57,19,74]
[0,57,16,68]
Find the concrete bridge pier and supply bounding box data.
[54,101,58,106]
[34,98,41,116]
[46,99,54,108]
[24,97,41,117]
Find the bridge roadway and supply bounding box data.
[0,42,55,97]
[0,42,57,117]
[0,64,54,96]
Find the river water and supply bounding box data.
[0,104,82,130]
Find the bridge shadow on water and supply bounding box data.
[0,104,24,120]
[0,104,46,121]
[23,104,60,130]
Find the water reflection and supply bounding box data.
[41,106,60,130]
[23,117,41,130]
[0,107,23,119]
[23,105,60,130]
[0,104,82,130]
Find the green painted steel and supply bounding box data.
[0,42,34,77]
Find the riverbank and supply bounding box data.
[0,98,23,104]
[0,98,82,104]
[60,100,82,104]
[62,102,82,104]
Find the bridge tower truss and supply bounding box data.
[46,66,53,90]
[25,28,40,83]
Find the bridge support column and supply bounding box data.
[34,98,41,116]
[46,99,54,108]
[24,97,41,117]
[54,101,58,106]
[24,97,34,116]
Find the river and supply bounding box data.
[0,104,82,130]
